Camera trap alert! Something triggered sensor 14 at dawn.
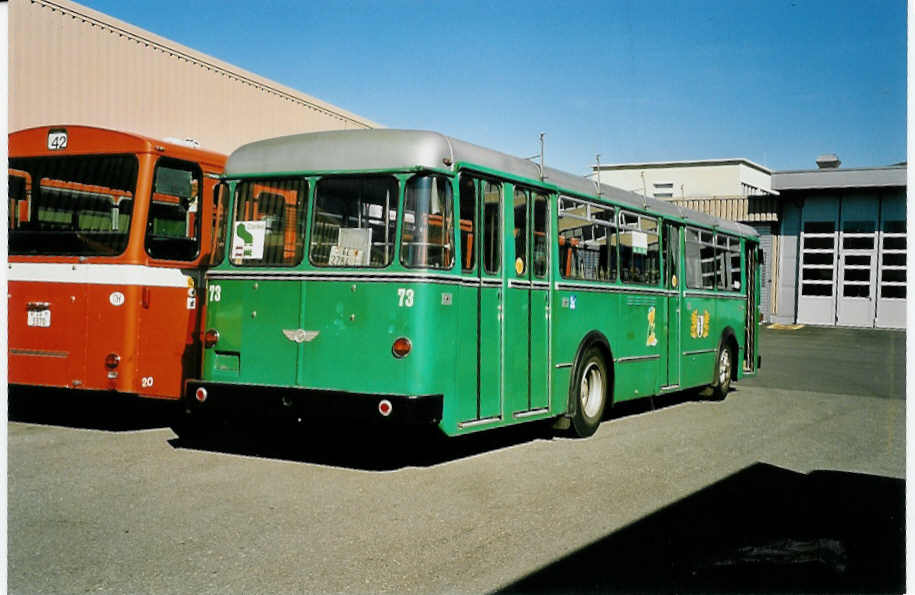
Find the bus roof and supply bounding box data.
[10,125,226,171]
[226,129,758,238]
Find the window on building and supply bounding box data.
[653,182,674,199]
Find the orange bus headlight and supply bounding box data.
[392,337,412,359]
[204,329,220,348]
[105,353,120,369]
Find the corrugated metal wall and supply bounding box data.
[670,195,779,223]
[9,0,378,154]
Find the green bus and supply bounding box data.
[182,129,761,439]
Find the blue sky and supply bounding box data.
[80,0,906,175]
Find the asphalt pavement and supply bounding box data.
[7,325,906,593]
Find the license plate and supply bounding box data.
[27,309,51,327]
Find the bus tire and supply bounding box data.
[711,342,733,400]
[570,346,608,438]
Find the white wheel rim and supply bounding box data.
[719,349,730,386]
[580,362,604,419]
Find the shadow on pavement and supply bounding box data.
[498,462,904,594]
[167,416,555,471]
[8,386,176,432]
[167,386,716,471]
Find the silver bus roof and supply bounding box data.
[226,129,758,238]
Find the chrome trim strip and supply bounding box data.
[614,354,661,363]
[513,408,550,419]
[659,384,681,391]
[555,282,676,296]
[10,348,69,358]
[508,279,532,289]
[683,290,747,300]
[683,348,717,356]
[457,416,502,429]
[554,362,573,369]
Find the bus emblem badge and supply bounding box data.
[282,329,319,343]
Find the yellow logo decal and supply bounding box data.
[646,306,658,346]
[690,309,710,338]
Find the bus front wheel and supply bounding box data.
[570,346,608,438]
[711,343,733,400]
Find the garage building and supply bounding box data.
[9,0,377,154]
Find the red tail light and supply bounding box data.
[392,337,412,359]
[204,329,220,348]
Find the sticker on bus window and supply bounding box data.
[631,231,648,255]
[231,221,266,260]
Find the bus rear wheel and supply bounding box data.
[711,343,733,400]
[570,346,608,438]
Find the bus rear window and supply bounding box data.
[311,176,399,268]
[8,155,138,256]
[231,178,308,267]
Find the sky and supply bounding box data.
[77,0,906,176]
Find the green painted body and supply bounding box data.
[201,163,760,437]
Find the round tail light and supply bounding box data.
[195,387,208,403]
[204,329,220,348]
[105,353,120,369]
[378,399,393,416]
[392,337,412,359]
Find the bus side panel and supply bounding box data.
[551,289,662,406]
[680,295,719,388]
[83,283,139,394]
[202,279,245,383]
[134,284,200,399]
[242,280,301,387]
[453,284,481,424]
[301,281,458,410]
[8,278,88,389]
[607,292,663,403]
[503,284,530,416]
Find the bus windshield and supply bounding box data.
[8,155,138,256]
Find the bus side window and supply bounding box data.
[209,182,229,266]
[8,170,31,229]
[513,187,528,276]
[619,211,659,285]
[459,176,477,273]
[146,159,202,261]
[532,191,548,278]
[402,174,454,269]
[557,196,616,282]
[482,181,501,274]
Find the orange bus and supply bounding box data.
[8,125,227,400]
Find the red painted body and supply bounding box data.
[7,126,226,399]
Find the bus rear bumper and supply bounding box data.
[183,380,443,426]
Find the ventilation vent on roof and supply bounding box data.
[816,154,841,169]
